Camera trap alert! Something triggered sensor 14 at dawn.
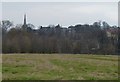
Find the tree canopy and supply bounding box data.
[1,20,118,54]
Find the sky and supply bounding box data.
[1,0,119,2]
[2,2,118,27]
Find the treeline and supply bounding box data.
[2,20,119,54]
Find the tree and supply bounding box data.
[102,21,110,28]
[93,21,101,29]
[2,20,13,31]
[2,20,118,55]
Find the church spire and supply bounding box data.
[24,14,26,25]
[22,14,27,29]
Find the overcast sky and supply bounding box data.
[2,2,118,27]
[1,0,119,2]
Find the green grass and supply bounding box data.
[2,54,119,80]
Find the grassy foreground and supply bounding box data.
[2,54,118,80]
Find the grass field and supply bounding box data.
[2,54,119,80]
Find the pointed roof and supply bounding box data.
[24,14,26,25]
[22,14,27,29]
